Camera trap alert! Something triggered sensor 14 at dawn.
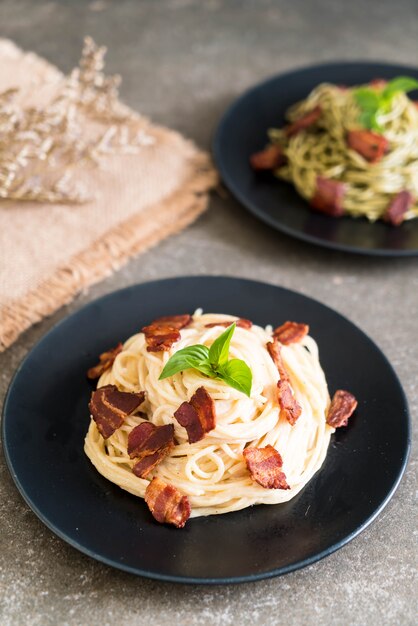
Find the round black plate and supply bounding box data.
[2,277,410,583]
[213,62,418,256]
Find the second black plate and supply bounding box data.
[2,277,410,583]
[214,62,418,256]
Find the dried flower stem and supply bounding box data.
[0,37,155,205]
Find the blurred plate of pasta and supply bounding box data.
[214,62,418,255]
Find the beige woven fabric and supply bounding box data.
[0,40,217,351]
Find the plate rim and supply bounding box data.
[1,275,412,584]
[213,60,418,257]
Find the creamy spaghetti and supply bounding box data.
[84,311,334,518]
[266,81,418,222]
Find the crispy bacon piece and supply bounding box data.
[347,130,388,163]
[285,105,322,137]
[89,385,145,439]
[174,402,199,440]
[142,314,191,352]
[370,78,387,89]
[277,379,302,425]
[151,315,192,329]
[128,422,175,478]
[133,454,162,478]
[143,326,180,352]
[243,445,290,490]
[174,386,215,443]
[87,343,123,379]
[266,340,289,382]
[128,422,157,456]
[273,321,309,345]
[384,190,413,226]
[311,176,346,217]
[250,144,285,171]
[266,337,301,424]
[205,318,253,329]
[326,389,358,428]
[145,477,190,528]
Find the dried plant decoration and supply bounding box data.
[68,36,130,123]
[0,37,155,204]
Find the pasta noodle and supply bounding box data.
[268,82,418,222]
[84,311,334,518]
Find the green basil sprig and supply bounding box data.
[354,76,418,132]
[159,322,252,397]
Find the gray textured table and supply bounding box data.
[1,1,417,625]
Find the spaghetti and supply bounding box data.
[85,311,335,519]
[252,80,418,224]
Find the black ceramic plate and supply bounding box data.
[213,62,418,256]
[2,277,410,583]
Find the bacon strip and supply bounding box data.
[347,130,388,163]
[384,190,413,226]
[273,321,309,345]
[205,318,253,329]
[150,315,192,329]
[145,477,190,528]
[277,379,302,425]
[87,343,123,379]
[174,386,216,443]
[285,105,322,137]
[311,176,346,217]
[266,339,301,424]
[128,422,175,478]
[250,144,285,170]
[266,340,289,382]
[133,454,163,478]
[326,389,358,428]
[243,445,290,490]
[369,78,387,89]
[89,385,145,439]
[142,314,191,352]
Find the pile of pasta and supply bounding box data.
[85,312,357,528]
[251,80,418,225]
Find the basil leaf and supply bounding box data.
[353,88,383,130]
[355,78,418,131]
[358,110,377,131]
[158,321,254,397]
[208,322,236,368]
[354,88,380,112]
[159,345,209,379]
[193,362,217,378]
[359,110,383,131]
[217,358,252,397]
[382,76,418,99]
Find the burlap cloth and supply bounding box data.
[0,40,217,351]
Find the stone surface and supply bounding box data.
[0,1,417,625]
